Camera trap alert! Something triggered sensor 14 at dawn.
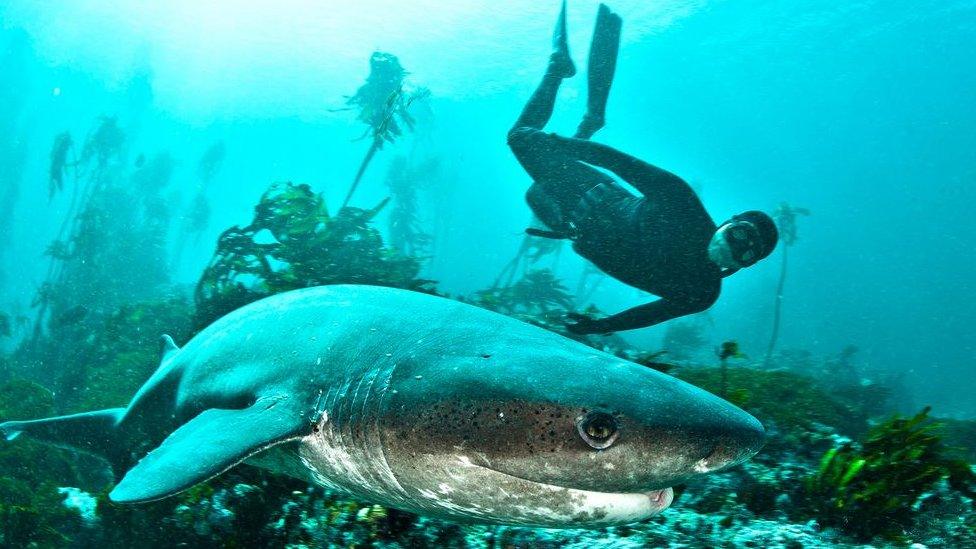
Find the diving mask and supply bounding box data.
[708,221,762,269]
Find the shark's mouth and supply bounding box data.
[467,461,674,526]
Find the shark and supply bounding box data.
[0,285,764,528]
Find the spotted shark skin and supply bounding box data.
[0,285,763,528]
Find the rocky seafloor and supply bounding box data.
[33,416,974,549]
[47,472,974,548]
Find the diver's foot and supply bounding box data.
[574,113,605,139]
[549,0,576,78]
[548,51,576,79]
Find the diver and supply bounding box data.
[507,2,779,335]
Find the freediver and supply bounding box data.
[507,1,779,335]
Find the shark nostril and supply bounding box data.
[693,420,765,474]
[693,443,734,473]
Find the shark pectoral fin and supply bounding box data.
[110,395,307,503]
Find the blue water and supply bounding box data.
[3,2,976,546]
[0,1,973,429]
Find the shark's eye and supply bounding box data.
[576,412,619,450]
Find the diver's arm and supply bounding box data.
[567,294,717,334]
[551,135,693,199]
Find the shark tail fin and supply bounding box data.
[1,408,129,476]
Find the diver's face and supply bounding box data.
[708,221,762,269]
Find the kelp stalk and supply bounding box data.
[342,139,380,209]
[763,203,809,366]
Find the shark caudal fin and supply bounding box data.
[1,408,129,474]
[0,334,186,479]
[110,394,308,503]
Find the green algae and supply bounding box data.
[676,368,871,440]
[194,181,434,329]
[797,406,976,541]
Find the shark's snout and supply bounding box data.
[722,404,766,463]
[692,411,765,473]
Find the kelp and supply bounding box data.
[48,132,74,200]
[172,141,227,271]
[717,340,747,398]
[474,269,574,322]
[676,368,871,441]
[493,229,564,290]
[385,155,436,257]
[194,182,434,328]
[25,116,180,412]
[339,52,431,208]
[185,141,225,237]
[345,52,427,147]
[764,202,810,365]
[196,140,226,184]
[797,407,976,541]
[78,116,125,168]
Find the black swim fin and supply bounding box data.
[575,3,622,139]
[549,0,577,78]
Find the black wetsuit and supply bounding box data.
[505,3,759,333]
[509,128,725,333]
[504,3,728,334]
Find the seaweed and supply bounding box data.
[384,155,436,257]
[676,368,870,442]
[48,131,74,200]
[78,116,125,168]
[474,269,574,325]
[196,140,226,184]
[26,115,179,371]
[194,182,434,328]
[174,141,226,268]
[796,407,976,541]
[493,224,565,290]
[71,297,193,413]
[338,52,431,208]
[763,202,810,365]
[717,340,747,398]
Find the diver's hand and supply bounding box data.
[565,312,610,335]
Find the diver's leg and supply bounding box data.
[510,0,576,132]
[574,3,622,139]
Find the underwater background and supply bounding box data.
[0,0,974,547]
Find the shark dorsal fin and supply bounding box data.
[159,334,180,361]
